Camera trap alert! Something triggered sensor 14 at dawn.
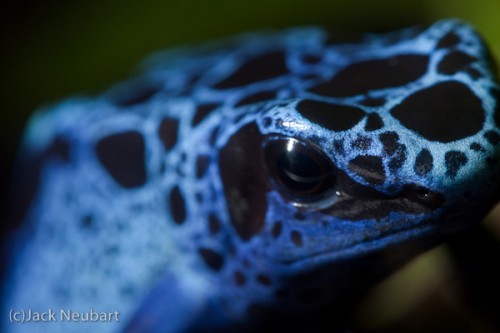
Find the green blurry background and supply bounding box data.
[1,0,500,332]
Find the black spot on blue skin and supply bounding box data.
[158,117,179,150]
[291,230,303,247]
[414,149,433,176]
[391,81,485,143]
[361,97,386,107]
[445,151,468,177]
[235,90,277,107]
[192,103,218,126]
[470,142,486,152]
[198,248,224,271]
[96,131,146,188]
[389,148,407,172]
[170,186,186,225]
[208,213,221,235]
[256,274,272,286]
[352,136,372,150]
[467,68,482,80]
[263,117,272,128]
[196,155,210,178]
[302,54,322,65]
[219,123,268,241]
[296,100,366,131]
[379,132,400,155]
[349,155,386,185]
[365,113,384,131]
[484,131,500,145]
[301,73,319,80]
[214,51,288,89]
[436,31,461,49]
[271,222,282,238]
[437,51,477,75]
[234,271,246,286]
[309,54,429,97]
[81,214,95,230]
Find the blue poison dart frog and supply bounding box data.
[2,18,500,333]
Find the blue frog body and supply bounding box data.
[2,19,500,333]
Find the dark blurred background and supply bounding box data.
[1,0,500,332]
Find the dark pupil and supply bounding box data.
[277,150,324,193]
[264,138,336,203]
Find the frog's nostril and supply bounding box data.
[402,184,445,210]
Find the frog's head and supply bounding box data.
[216,19,500,315]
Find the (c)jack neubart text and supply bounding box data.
[9,308,120,323]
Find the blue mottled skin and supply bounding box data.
[2,19,500,333]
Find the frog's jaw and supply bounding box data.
[216,194,492,324]
[240,167,497,270]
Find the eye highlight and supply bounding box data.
[263,137,337,206]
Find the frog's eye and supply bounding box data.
[263,137,337,206]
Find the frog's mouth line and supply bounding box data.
[319,170,446,222]
[274,211,470,271]
[271,180,487,271]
